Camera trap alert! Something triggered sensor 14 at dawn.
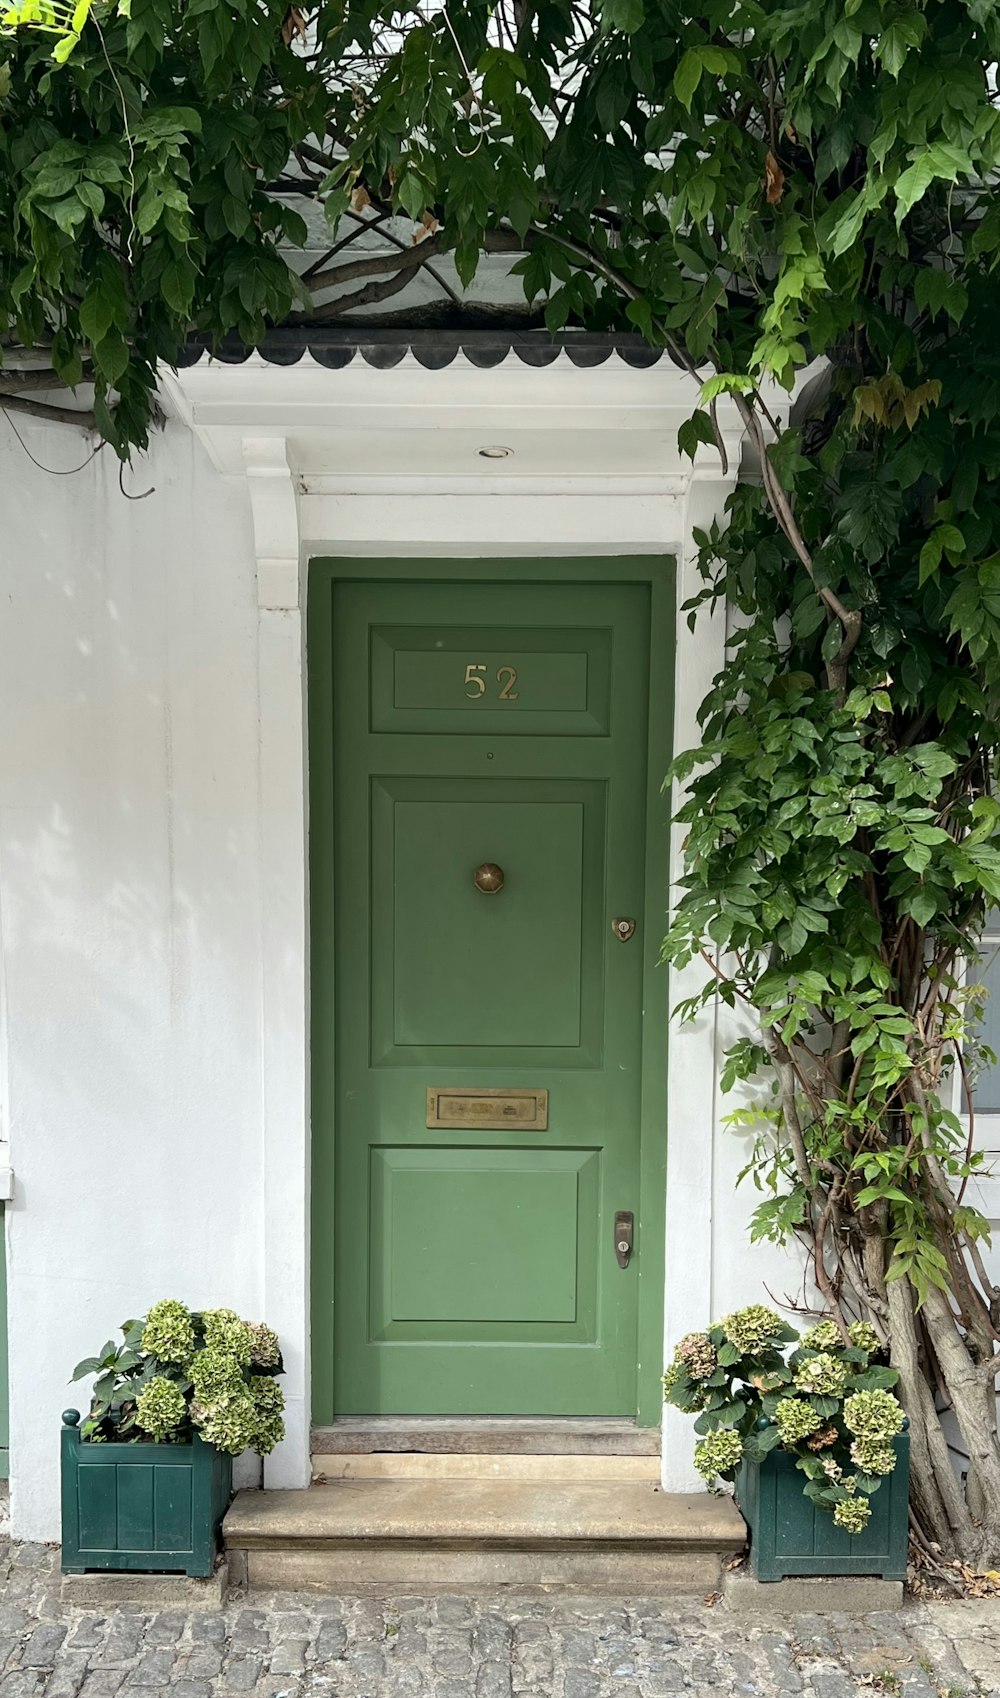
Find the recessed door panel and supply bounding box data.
[369,1147,599,1334]
[371,624,612,734]
[317,578,651,1417]
[370,779,607,1064]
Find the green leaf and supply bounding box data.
[678,410,718,460]
[79,289,114,345]
[673,49,704,112]
[74,179,105,217]
[895,144,972,227]
[161,257,195,317]
[875,14,926,77]
[600,0,644,32]
[905,889,938,928]
[915,267,968,324]
[93,331,130,387]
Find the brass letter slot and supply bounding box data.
[426,1087,549,1131]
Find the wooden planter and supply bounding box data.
[736,1432,909,1582]
[61,1409,232,1577]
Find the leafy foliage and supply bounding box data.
[2,0,999,452]
[71,1301,286,1455]
[1,0,324,450]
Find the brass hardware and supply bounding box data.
[427,1087,549,1131]
[614,1210,634,1269]
[474,862,505,894]
[464,663,519,701]
[613,917,636,942]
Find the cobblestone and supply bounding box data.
[0,1547,992,1696]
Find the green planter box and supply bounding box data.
[60,1410,232,1577]
[736,1431,909,1582]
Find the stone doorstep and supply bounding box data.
[224,1480,746,1548]
[312,1452,661,1483]
[223,1480,746,1593]
[232,1544,728,1593]
[310,1417,662,1456]
[60,1560,230,1609]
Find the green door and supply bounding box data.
[314,576,652,1416]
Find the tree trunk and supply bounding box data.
[920,1283,1000,1560]
[886,1278,983,1561]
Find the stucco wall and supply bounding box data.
[0,419,265,1540]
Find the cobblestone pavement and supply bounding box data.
[0,1546,997,1698]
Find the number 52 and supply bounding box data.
[464,664,518,701]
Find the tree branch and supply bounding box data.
[0,395,98,429]
[298,261,434,320]
[734,392,862,698]
[305,230,445,295]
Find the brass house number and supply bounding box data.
[464,663,519,701]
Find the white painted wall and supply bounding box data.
[0,418,266,1539]
[0,352,805,1536]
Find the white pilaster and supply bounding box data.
[661,464,738,1490]
[243,436,311,1489]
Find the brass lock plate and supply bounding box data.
[614,1210,634,1268]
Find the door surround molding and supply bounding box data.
[196,356,749,1492]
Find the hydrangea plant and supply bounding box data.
[664,1304,904,1532]
[70,1300,285,1456]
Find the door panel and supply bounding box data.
[370,622,613,734]
[371,778,607,1064]
[320,579,650,1416]
[369,1147,598,1332]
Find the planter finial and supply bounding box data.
[61,1410,80,1427]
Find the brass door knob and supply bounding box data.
[474,862,504,893]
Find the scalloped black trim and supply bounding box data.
[172,328,666,372]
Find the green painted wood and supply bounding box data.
[60,1414,231,1576]
[736,1435,909,1581]
[312,574,656,1418]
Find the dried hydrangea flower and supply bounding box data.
[201,1309,254,1366]
[675,1332,718,1381]
[693,1428,744,1484]
[774,1397,823,1443]
[843,1389,905,1441]
[141,1300,195,1365]
[801,1319,841,1353]
[794,1352,849,1398]
[720,1305,787,1356]
[246,1323,281,1369]
[250,1375,286,1453]
[850,1436,897,1476]
[847,1320,881,1355]
[195,1389,260,1455]
[134,1375,187,1442]
[833,1495,872,1533]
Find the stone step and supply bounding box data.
[312,1451,661,1483]
[223,1480,746,1593]
[310,1416,662,1456]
